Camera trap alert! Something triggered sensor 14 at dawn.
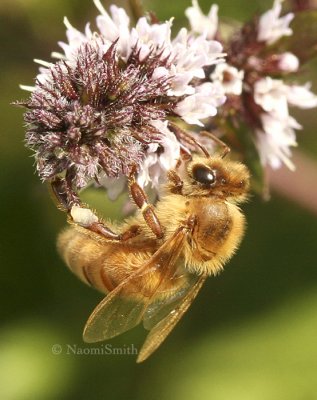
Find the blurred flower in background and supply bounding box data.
[186,0,317,192]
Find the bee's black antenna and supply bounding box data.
[200,131,231,159]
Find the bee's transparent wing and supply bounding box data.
[143,272,201,330]
[83,226,188,343]
[137,275,207,363]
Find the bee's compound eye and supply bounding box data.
[192,165,215,185]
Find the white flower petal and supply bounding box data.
[257,0,294,45]
[254,77,289,118]
[19,84,35,92]
[185,0,218,39]
[286,83,317,109]
[137,121,180,190]
[256,128,296,170]
[175,82,226,126]
[256,111,300,171]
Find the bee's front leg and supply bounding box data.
[166,169,184,194]
[128,175,165,240]
[50,177,141,241]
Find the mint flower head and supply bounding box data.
[186,0,317,179]
[22,39,172,189]
[18,1,225,200]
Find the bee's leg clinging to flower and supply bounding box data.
[128,172,165,240]
[166,170,184,195]
[50,176,141,241]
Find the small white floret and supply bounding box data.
[257,0,294,45]
[185,0,219,39]
[277,52,299,72]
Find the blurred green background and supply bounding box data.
[1,1,317,399]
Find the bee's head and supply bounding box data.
[182,155,250,202]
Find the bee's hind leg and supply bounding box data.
[50,177,141,241]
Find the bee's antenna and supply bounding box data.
[200,131,231,159]
[168,122,210,158]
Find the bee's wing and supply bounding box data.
[83,226,188,343]
[137,274,207,363]
[143,272,201,330]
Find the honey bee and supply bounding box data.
[55,131,250,362]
